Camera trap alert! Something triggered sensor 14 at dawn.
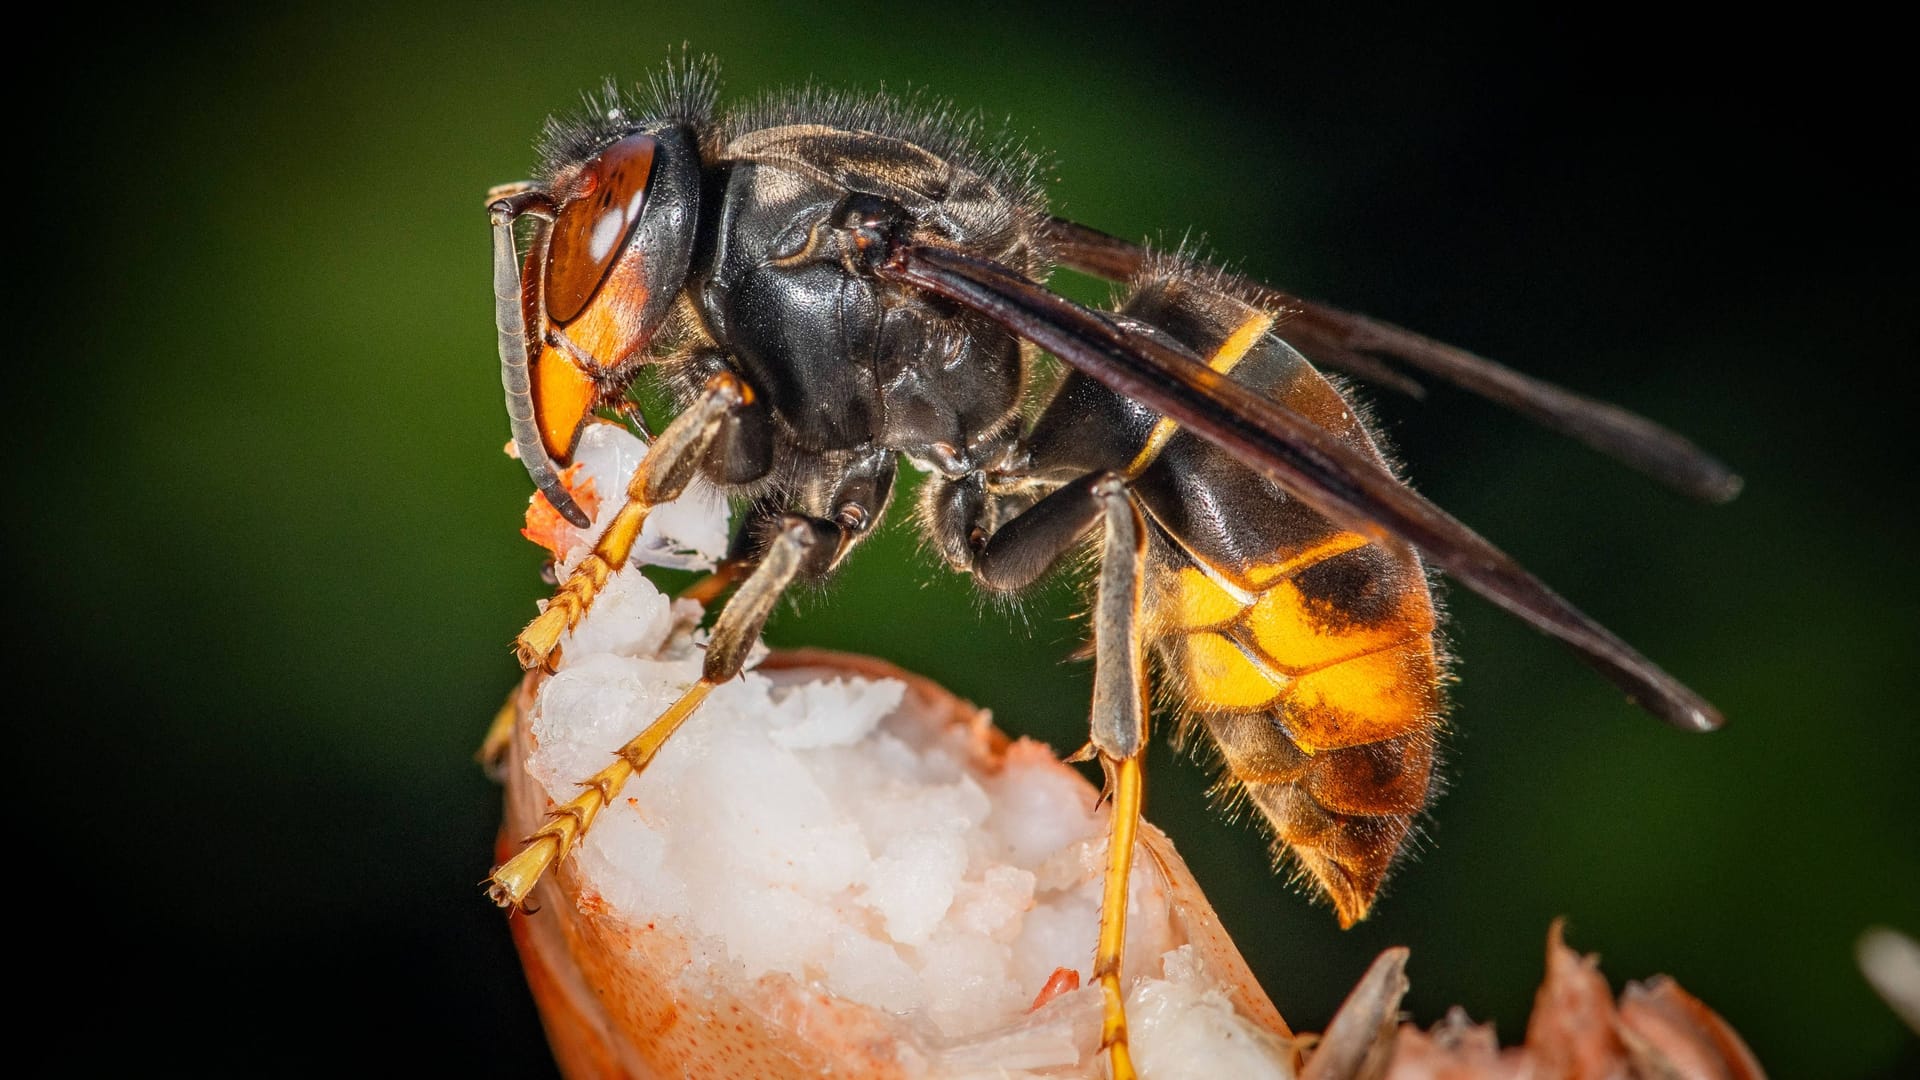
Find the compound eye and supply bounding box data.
[545,132,657,324]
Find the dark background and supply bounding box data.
[14,4,1915,1075]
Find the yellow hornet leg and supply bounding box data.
[676,557,747,605]
[1096,752,1145,1079]
[515,373,749,671]
[476,691,521,776]
[489,680,714,908]
[490,515,825,910]
[1084,475,1151,1080]
[957,469,1149,1076]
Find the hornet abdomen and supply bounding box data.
[1118,276,1445,927]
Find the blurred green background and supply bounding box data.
[16,3,1915,1074]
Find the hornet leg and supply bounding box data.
[515,371,754,671]
[967,470,1150,1080]
[490,514,834,909]
[475,689,520,778]
[1085,475,1151,1080]
[678,497,789,605]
